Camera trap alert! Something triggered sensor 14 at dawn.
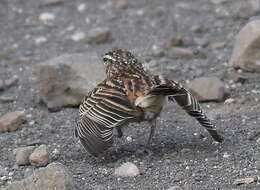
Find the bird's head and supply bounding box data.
[103,49,145,77]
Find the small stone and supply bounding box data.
[29,145,49,167]
[233,177,255,185]
[115,0,128,9]
[0,165,8,176]
[187,77,225,101]
[0,111,25,132]
[77,3,86,12]
[3,163,77,190]
[210,42,225,49]
[126,136,132,142]
[15,57,31,64]
[167,36,184,47]
[256,138,260,144]
[150,45,165,57]
[229,20,260,72]
[41,0,63,6]
[166,186,181,190]
[52,148,60,160]
[35,36,47,45]
[13,146,36,165]
[180,148,191,153]
[0,76,19,90]
[35,53,105,111]
[71,31,86,42]
[168,47,194,58]
[24,168,33,178]
[0,96,14,104]
[39,12,55,23]
[210,0,227,4]
[224,98,236,104]
[194,38,209,48]
[255,161,260,169]
[223,152,231,158]
[87,27,110,44]
[114,162,140,177]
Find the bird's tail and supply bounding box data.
[149,79,223,143]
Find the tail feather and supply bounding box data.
[149,82,224,143]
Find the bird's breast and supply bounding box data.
[135,95,165,120]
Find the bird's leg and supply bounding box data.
[145,119,156,149]
[116,126,123,138]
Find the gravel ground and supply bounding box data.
[1,0,260,189]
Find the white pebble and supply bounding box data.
[39,12,55,22]
[71,31,86,42]
[35,36,47,45]
[114,162,140,177]
[77,3,86,12]
[224,98,236,104]
[126,136,132,142]
[223,152,230,158]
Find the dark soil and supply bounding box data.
[1,0,260,189]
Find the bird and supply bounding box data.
[75,49,223,157]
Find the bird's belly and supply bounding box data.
[135,95,165,120]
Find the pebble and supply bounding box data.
[13,146,36,165]
[210,0,227,4]
[255,161,260,169]
[166,186,181,190]
[0,96,14,104]
[224,98,236,104]
[168,47,194,58]
[126,136,133,142]
[187,77,225,102]
[35,36,47,45]
[223,152,231,158]
[114,162,140,177]
[210,42,225,49]
[0,111,25,132]
[39,12,55,23]
[87,27,110,44]
[41,0,63,6]
[256,138,260,144]
[29,145,49,167]
[150,45,165,57]
[229,20,260,72]
[0,165,8,176]
[71,31,86,42]
[0,76,19,90]
[233,177,255,185]
[115,0,128,9]
[77,3,86,13]
[167,36,184,47]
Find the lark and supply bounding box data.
[75,49,223,156]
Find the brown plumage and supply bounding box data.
[75,49,223,156]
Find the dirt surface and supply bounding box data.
[1,0,260,189]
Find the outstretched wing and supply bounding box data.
[149,77,223,143]
[76,81,143,156]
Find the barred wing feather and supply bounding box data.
[76,87,143,156]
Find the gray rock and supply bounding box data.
[35,53,105,111]
[87,27,110,44]
[209,0,227,4]
[3,163,78,190]
[114,162,140,177]
[0,96,14,104]
[187,77,225,101]
[0,165,8,176]
[0,111,25,132]
[168,47,194,58]
[237,0,260,19]
[13,146,36,165]
[0,76,18,90]
[29,145,49,167]
[166,186,181,190]
[229,20,260,72]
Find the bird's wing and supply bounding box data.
[148,76,223,143]
[76,82,143,156]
